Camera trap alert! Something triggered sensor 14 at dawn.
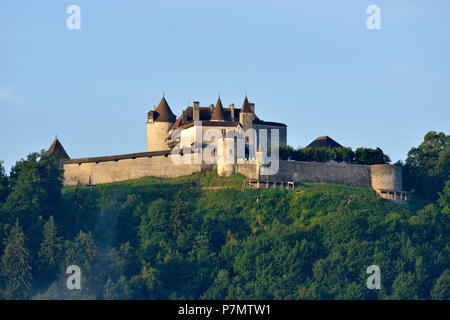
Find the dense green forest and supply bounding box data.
[0,131,448,300]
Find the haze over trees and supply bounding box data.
[0,131,448,300]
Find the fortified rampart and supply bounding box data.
[262,160,372,188]
[63,152,403,197]
[63,151,212,186]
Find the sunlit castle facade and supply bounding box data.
[146,96,288,158]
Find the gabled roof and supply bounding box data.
[46,138,70,159]
[241,96,252,113]
[153,97,176,122]
[307,136,343,149]
[210,97,225,121]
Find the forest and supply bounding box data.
[0,131,448,300]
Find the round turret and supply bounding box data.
[370,164,403,191]
[147,97,176,152]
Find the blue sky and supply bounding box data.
[1,0,449,172]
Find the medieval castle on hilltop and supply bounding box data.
[47,95,408,203]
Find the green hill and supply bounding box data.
[34,171,446,300]
[1,129,449,300]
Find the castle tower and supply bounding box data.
[147,97,176,152]
[217,130,237,177]
[239,96,254,131]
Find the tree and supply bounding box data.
[39,216,63,277]
[0,160,9,202]
[405,131,449,200]
[63,231,96,274]
[201,269,232,299]
[279,145,295,161]
[171,191,190,236]
[438,180,450,215]
[2,151,63,242]
[104,276,131,300]
[430,269,450,300]
[0,219,33,299]
[62,231,98,297]
[390,272,420,300]
[354,147,390,165]
[72,187,84,231]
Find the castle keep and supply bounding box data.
[48,96,408,203]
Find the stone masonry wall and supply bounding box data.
[64,154,401,192]
[63,154,209,186]
[263,160,372,188]
[370,164,403,191]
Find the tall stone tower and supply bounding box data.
[239,96,254,132]
[217,130,237,177]
[240,96,255,154]
[147,97,176,152]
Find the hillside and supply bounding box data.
[32,171,445,300]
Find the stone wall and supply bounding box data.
[63,152,403,193]
[236,163,259,180]
[63,153,209,186]
[262,160,372,188]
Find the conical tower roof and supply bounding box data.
[210,97,225,121]
[241,96,252,113]
[154,97,176,122]
[46,138,70,159]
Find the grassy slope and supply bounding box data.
[61,171,421,232]
[58,171,446,299]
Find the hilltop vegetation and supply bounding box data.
[279,145,391,165]
[0,131,448,300]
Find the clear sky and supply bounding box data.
[1,0,449,172]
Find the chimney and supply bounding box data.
[249,103,255,114]
[229,104,235,120]
[193,101,200,121]
[182,110,188,122]
[153,105,156,111]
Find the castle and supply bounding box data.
[47,96,408,204]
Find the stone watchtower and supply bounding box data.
[217,130,237,177]
[147,97,176,152]
[239,96,254,132]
